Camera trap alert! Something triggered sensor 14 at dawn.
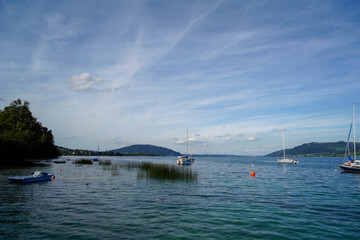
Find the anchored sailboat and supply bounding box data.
[339,104,360,172]
[277,132,298,164]
[177,128,195,165]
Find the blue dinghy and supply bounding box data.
[8,171,55,183]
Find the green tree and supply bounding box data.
[0,99,59,164]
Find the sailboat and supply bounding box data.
[277,132,298,164]
[177,129,195,165]
[339,104,360,172]
[92,142,100,162]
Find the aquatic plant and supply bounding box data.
[99,160,197,181]
[101,163,120,175]
[99,160,112,165]
[119,161,197,181]
[73,159,93,164]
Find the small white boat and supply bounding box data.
[277,132,298,164]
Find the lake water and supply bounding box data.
[1,156,360,239]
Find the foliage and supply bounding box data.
[57,146,156,157]
[0,99,58,164]
[73,159,93,164]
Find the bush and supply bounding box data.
[73,159,93,164]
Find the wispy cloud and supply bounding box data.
[2,0,360,154]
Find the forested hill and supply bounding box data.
[111,144,181,156]
[265,141,356,157]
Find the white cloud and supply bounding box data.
[247,136,256,141]
[68,73,103,91]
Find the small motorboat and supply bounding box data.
[92,158,99,162]
[53,159,66,164]
[8,171,55,183]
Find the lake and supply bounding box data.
[1,156,360,239]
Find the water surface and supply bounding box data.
[1,156,359,239]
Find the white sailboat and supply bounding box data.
[277,132,298,164]
[339,104,360,172]
[177,128,194,165]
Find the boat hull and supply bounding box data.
[278,158,297,164]
[339,164,360,173]
[53,160,66,164]
[8,174,55,183]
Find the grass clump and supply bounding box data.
[99,160,112,165]
[73,159,93,164]
[99,160,197,181]
[119,161,197,181]
[101,162,120,175]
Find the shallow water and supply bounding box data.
[1,156,359,239]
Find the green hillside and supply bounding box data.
[265,141,358,157]
[111,144,181,156]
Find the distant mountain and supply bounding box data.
[265,141,357,157]
[111,144,181,156]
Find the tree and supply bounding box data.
[0,99,59,164]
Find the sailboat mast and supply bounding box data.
[282,132,285,159]
[354,104,356,161]
[187,128,189,156]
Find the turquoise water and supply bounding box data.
[1,156,360,239]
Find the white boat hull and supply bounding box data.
[177,159,192,165]
[278,158,298,164]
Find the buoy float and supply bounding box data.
[251,171,255,177]
[59,169,62,172]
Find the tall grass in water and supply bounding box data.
[120,161,198,181]
[99,160,112,165]
[73,159,93,164]
[99,160,119,175]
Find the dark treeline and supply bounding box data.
[0,99,59,165]
[57,146,157,157]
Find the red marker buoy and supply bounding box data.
[59,169,62,172]
[251,171,255,177]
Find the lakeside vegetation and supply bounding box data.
[101,160,198,181]
[0,99,58,165]
[57,146,158,157]
[73,159,93,164]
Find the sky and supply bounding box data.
[1,0,360,155]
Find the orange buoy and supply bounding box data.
[251,171,255,177]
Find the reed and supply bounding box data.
[119,161,197,181]
[99,160,197,181]
[73,159,93,164]
[99,160,112,165]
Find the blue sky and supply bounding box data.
[1,0,360,155]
